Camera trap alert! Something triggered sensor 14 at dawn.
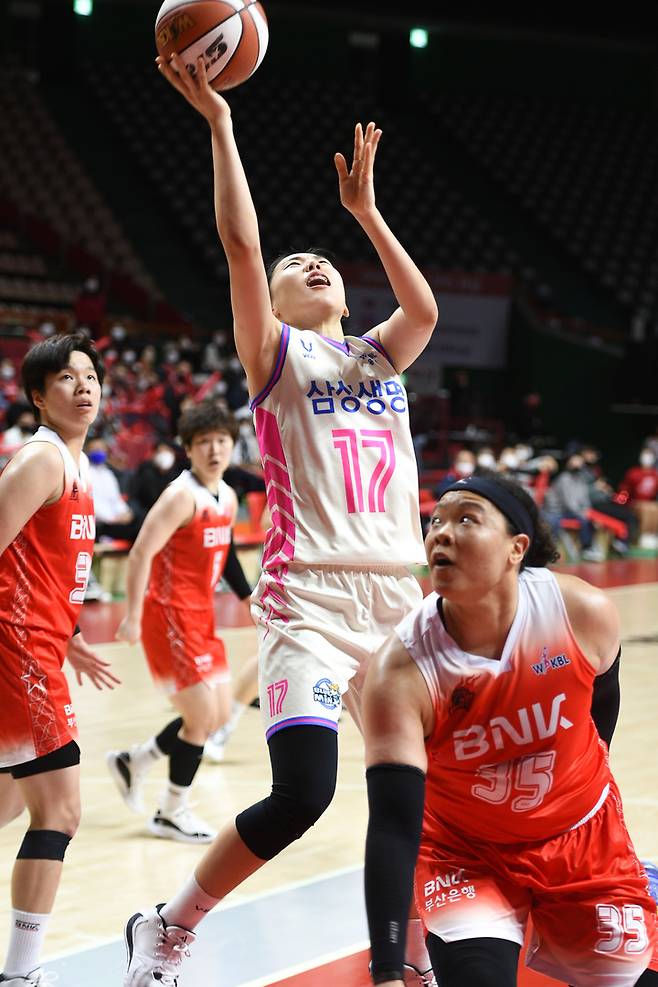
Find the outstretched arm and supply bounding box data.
[156,54,280,396]
[335,123,439,373]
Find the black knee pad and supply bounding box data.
[427,935,520,987]
[17,829,73,862]
[236,725,338,860]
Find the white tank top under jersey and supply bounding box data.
[396,567,585,703]
[28,425,91,490]
[169,469,233,513]
[250,324,425,569]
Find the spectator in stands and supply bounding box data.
[581,445,637,553]
[497,446,521,476]
[618,447,658,550]
[435,449,476,497]
[231,408,261,468]
[475,447,497,470]
[202,330,230,373]
[86,436,142,542]
[1,403,36,452]
[542,452,603,561]
[0,359,20,410]
[224,354,250,410]
[129,440,182,514]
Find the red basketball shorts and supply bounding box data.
[0,622,77,768]
[415,781,656,986]
[141,600,229,695]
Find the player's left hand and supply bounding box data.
[66,632,121,690]
[334,121,382,219]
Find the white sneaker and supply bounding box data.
[581,547,606,562]
[124,905,194,987]
[148,807,216,844]
[404,963,437,987]
[106,748,149,814]
[0,971,57,985]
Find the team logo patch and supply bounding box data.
[531,646,571,676]
[301,340,315,359]
[312,678,341,710]
[359,351,376,366]
[449,676,477,715]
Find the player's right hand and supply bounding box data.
[115,616,141,645]
[156,53,230,127]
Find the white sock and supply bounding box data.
[4,908,50,977]
[161,874,220,932]
[159,782,190,816]
[226,701,246,734]
[406,916,432,974]
[131,738,162,773]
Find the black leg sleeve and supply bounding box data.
[365,763,425,985]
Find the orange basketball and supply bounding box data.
[155,0,268,92]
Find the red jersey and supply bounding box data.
[396,567,611,844]
[0,426,95,766]
[620,466,658,501]
[146,470,234,610]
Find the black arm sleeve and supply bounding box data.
[72,624,81,636]
[222,538,252,600]
[365,763,426,985]
[590,649,621,748]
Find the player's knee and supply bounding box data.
[17,829,74,862]
[29,800,81,836]
[236,774,336,859]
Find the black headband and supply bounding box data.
[438,476,535,540]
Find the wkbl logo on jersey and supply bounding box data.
[313,678,341,710]
[70,514,95,540]
[531,646,571,676]
[301,340,315,359]
[452,692,573,761]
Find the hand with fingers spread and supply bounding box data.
[334,121,382,220]
[156,52,231,127]
[66,632,122,690]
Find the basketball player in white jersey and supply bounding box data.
[122,54,439,987]
[0,333,119,987]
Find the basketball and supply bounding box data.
[155,0,268,92]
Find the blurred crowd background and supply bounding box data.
[1,1,658,590]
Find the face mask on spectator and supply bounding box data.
[19,422,35,436]
[122,350,136,365]
[166,350,180,363]
[477,452,496,469]
[88,450,107,465]
[500,452,518,469]
[111,325,126,342]
[154,450,175,471]
[455,459,475,477]
[1,365,15,379]
[640,451,656,468]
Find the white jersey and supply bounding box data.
[251,324,425,569]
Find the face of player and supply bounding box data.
[186,429,234,486]
[269,253,349,330]
[32,350,101,436]
[425,492,529,601]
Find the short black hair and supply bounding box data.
[476,470,560,569]
[21,332,105,421]
[266,247,337,286]
[178,400,238,447]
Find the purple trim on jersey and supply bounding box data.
[250,324,291,410]
[320,333,350,354]
[362,334,396,369]
[265,716,339,741]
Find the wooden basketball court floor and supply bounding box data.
[0,559,656,986]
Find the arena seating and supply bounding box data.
[427,92,658,328]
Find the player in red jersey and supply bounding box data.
[107,402,244,844]
[0,333,119,987]
[363,471,658,987]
